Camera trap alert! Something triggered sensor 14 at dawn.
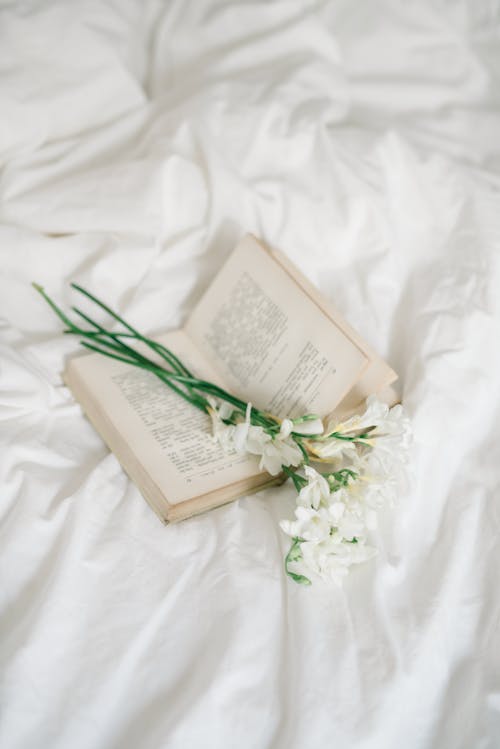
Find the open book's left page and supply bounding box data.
[64,329,265,512]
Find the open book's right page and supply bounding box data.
[185,235,371,419]
[268,243,398,417]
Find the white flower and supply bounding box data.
[296,536,377,585]
[230,404,269,455]
[371,400,412,444]
[300,538,350,585]
[326,396,411,444]
[306,437,357,461]
[361,402,412,480]
[258,437,302,475]
[279,419,293,439]
[329,467,391,535]
[328,499,345,524]
[308,397,411,466]
[233,421,260,453]
[229,403,302,475]
[283,470,368,542]
[352,404,412,505]
[280,506,332,542]
[280,416,324,439]
[297,466,331,509]
[323,396,390,437]
[333,505,366,542]
[207,396,235,450]
[355,453,399,508]
[291,417,324,436]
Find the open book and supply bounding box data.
[64,235,398,523]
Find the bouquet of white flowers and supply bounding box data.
[34,282,411,586]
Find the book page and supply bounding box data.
[269,245,397,416]
[185,235,370,419]
[65,330,263,505]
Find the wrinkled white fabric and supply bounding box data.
[1,2,499,748]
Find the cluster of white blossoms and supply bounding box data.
[208,399,308,476]
[208,394,411,586]
[281,397,412,585]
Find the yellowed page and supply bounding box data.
[267,243,398,415]
[185,235,370,419]
[65,329,263,505]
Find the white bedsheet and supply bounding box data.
[1,2,499,748]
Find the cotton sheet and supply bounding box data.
[1,2,499,748]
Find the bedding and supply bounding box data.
[1,1,499,748]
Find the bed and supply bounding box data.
[1,2,499,747]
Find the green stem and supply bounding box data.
[80,340,209,411]
[294,438,310,465]
[34,282,289,433]
[165,375,277,429]
[33,284,78,330]
[282,466,308,492]
[70,304,206,406]
[317,426,376,442]
[70,283,192,378]
[284,538,311,585]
